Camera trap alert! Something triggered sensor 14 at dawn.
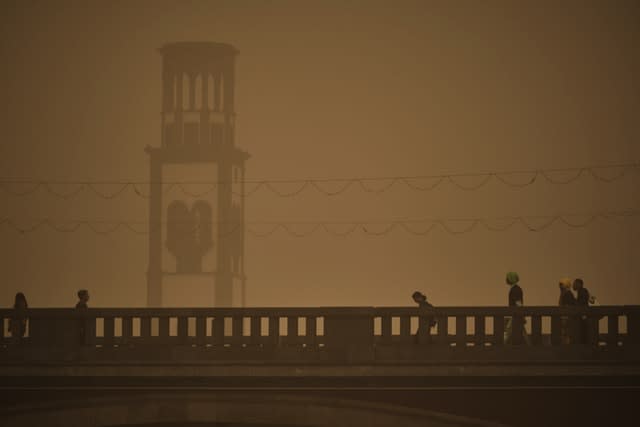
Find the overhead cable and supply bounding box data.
[1,210,637,237]
[0,162,637,199]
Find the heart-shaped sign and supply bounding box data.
[166,200,213,273]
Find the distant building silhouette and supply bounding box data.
[146,42,249,307]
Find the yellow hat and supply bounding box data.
[559,278,572,289]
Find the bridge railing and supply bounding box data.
[1,306,639,362]
[373,306,640,347]
[0,307,329,351]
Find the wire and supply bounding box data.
[1,211,638,237]
[540,168,585,185]
[447,174,495,191]
[0,162,638,199]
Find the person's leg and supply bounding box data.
[504,317,512,344]
[560,317,570,345]
[521,321,531,345]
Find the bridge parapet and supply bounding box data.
[1,306,639,363]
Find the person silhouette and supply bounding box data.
[412,291,436,343]
[75,289,90,344]
[558,278,576,307]
[9,292,28,344]
[558,278,576,345]
[504,272,524,344]
[573,278,590,306]
[76,289,90,310]
[573,278,591,344]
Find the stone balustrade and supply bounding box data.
[1,305,639,362]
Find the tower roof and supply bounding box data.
[158,41,239,57]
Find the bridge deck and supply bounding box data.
[2,306,640,427]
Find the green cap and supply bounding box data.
[506,271,519,285]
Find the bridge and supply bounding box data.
[2,305,640,427]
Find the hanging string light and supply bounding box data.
[0,162,637,199]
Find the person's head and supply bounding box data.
[14,292,27,309]
[77,289,89,303]
[559,278,572,292]
[572,278,584,291]
[505,272,519,286]
[412,291,426,304]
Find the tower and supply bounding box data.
[146,42,249,307]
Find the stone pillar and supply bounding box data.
[324,308,375,362]
[146,150,162,307]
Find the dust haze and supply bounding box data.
[1,0,639,308]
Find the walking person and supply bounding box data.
[8,292,28,344]
[412,291,436,344]
[573,278,591,344]
[573,278,590,306]
[75,289,90,345]
[558,278,576,344]
[504,272,525,344]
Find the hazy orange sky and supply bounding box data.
[1,0,639,308]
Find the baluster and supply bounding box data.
[287,316,299,346]
[399,316,411,343]
[158,316,169,343]
[268,315,279,346]
[493,315,504,346]
[306,316,317,347]
[437,315,448,345]
[511,314,524,345]
[530,315,542,346]
[628,311,640,345]
[82,314,96,346]
[607,315,619,347]
[103,316,115,347]
[196,316,206,346]
[140,317,151,344]
[232,316,243,346]
[455,316,466,347]
[587,314,599,346]
[122,316,133,346]
[569,312,581,345]
[381,316,392,345]
[177,316,188,344]
[250,316,261,346]
[550,314,561,346]
[474,315,485,346]
[1,314,6,345]
[212,316,224,346]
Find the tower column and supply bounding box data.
[176,74,184,145]
[189,72,196,111]
[146,150,163,307]
[200,71,210,145]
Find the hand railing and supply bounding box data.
[1,306,639,362]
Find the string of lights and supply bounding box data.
[0,162,637,199]
[1,210,637,237]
